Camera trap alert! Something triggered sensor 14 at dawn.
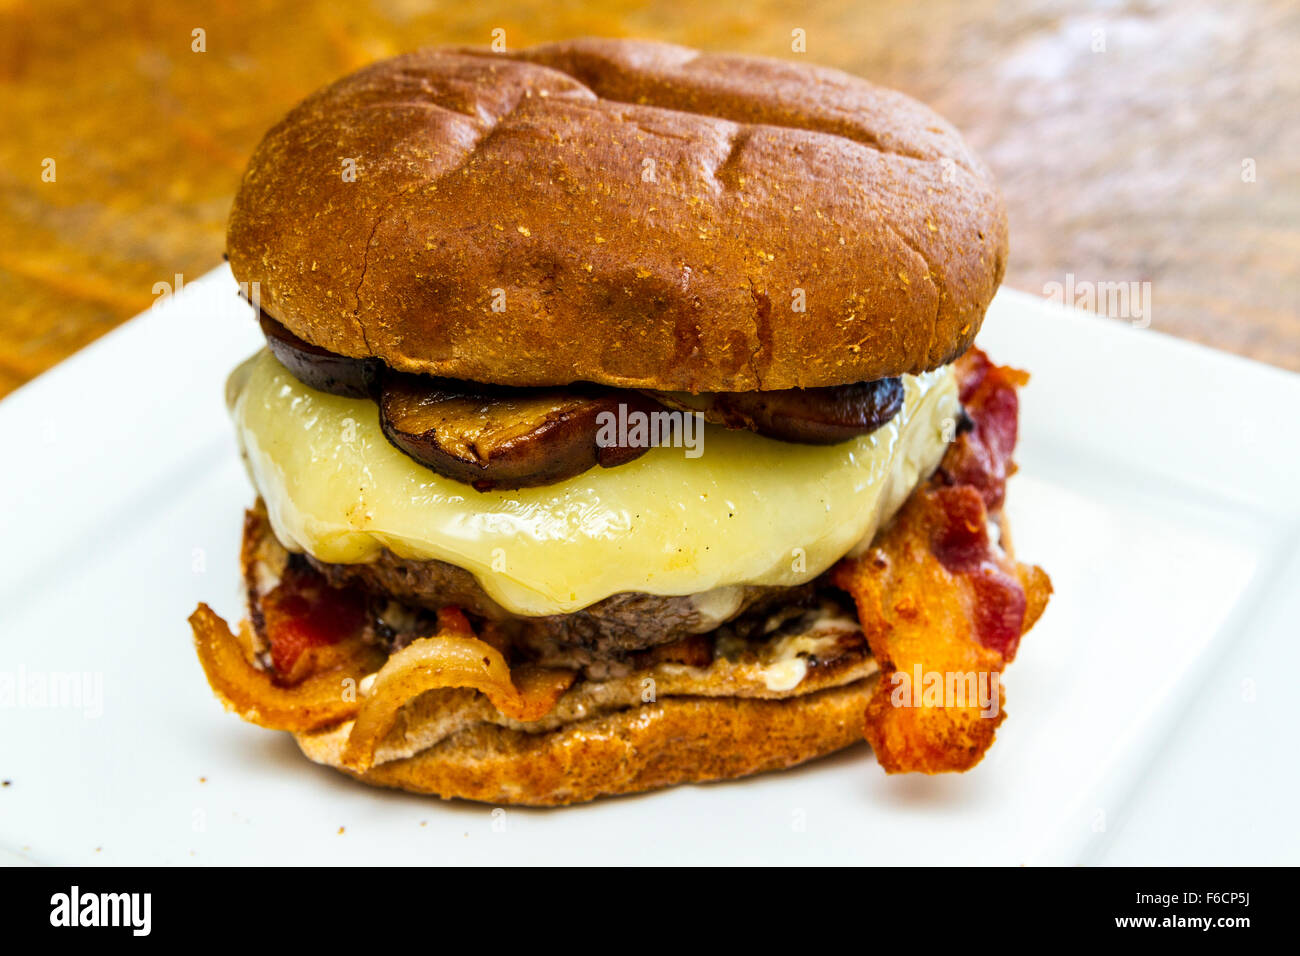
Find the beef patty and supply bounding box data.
[305,548,816,664]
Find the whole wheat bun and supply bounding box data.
[227,37,1007,392]
[296,679,877,806]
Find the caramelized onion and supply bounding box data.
[189,604,385,733]
[342,630,575,771]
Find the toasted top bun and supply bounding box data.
[228,38,1007,392]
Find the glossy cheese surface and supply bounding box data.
[229,350,958,616]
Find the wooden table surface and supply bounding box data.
[2,0,1297,397]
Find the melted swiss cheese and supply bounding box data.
[228,350,958,616]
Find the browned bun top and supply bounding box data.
[227,37,1007,392]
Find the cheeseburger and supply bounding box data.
[190,38,1051,805]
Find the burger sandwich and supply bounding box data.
[189,38,1051,805]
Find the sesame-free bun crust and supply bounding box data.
[227,38,1007,392]
[296,679,877,807]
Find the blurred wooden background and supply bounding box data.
[1,0,1296,396]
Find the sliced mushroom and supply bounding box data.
[379,375,662,491]
[259,303,905,484]
[260,312,379,399]
[647,377,904,445]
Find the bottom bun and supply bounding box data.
[295,678,877,806]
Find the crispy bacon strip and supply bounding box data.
[189,604,385,733]
[260,565,370,683]
[935,347,1028,511]
[342,608,576,772]
[831,349,1051,773]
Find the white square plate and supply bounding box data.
[2,266,1297,865]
